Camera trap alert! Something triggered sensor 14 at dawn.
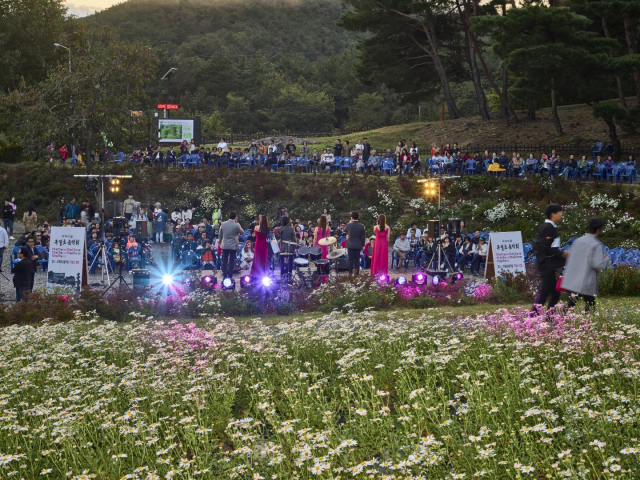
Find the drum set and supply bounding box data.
[287,236,346,287]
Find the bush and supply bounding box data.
[599,266,640,296]
[0,140,24,164]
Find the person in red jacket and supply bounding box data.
[59,144,68,161]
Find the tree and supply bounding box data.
[348,93,387,129]
[0,0,70,92]
[474,6,614,136]
[1,27,157,172]
[592,103,640,160]
[340,0,464,120]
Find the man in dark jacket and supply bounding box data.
[532,204,569,312]
[346,211,366,275]
[13,247,32,301]
[25,236,39,290]
[165,146,177,167]
[362,138,371,162]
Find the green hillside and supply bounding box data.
[85,0,361,61]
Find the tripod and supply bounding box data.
[103,258,129,296]
[427,241,456,272]
[89,242,112,285]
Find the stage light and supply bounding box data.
[261,276,274,288]
[432,274,441,285]
[377,274,389,283]
[412,272,426,285]
[395,276,407,286]
[201,275,216,290]
[240,275,253,289]
[451,272,463,284]
[162,274,174,286]
[222,278,235,291]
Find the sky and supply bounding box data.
[64,0,123,17]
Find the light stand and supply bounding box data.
[419,176,460,275]
[103,240,129,296]
[73,174,132,285]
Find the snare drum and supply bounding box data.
[297,247,310,259]
[315,259,331,274]
[309,246,323,262]
[293,258,309,270]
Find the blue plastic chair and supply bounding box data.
[381,159,394,175]
[465,160,477,175]
[10,247,21,273]
[620,165,636,184]
[126,246,143,271]
[591,164,604,181]
[241,156,254,169]
[188,154,200,169]
[112,152,125,164]
[175,154,188,169]
[607,165,621,183]
[35,246,48,271]
[429,159,442,175]
[179,251,200,270]
[341,157,353,173]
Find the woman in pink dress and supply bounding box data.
[370,214,389,277]
[314,215,331,259]
[251,214,270,277]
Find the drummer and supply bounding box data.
[279,215,297,277]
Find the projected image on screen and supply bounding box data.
[160,124,182,140]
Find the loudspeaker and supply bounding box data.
[448,218,461,237]
[135,221,147,242]
[112,217,125,237]
[427,220,440,238]
[132,269,150,289]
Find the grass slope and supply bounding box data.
[310,99,640,152]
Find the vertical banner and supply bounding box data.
[47,227,87,293]
[485,231,526,280]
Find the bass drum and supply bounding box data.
[297,247,310,259]
[315,259,331,275]
[309,246,323,262]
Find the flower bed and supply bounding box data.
[0,307,639,479]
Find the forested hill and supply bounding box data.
[84,0,360,61]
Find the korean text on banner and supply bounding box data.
[47,227,87,293]
[486,231,526,278]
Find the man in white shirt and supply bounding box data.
[217,138,228,151]
[393,232,411,269]
[354,140,364,153]
[320,148,335,171]
[406,222,422,238]
[0,224,8,272]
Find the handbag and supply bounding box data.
[556,275,568,293]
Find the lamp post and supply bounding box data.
[54,43,71,73]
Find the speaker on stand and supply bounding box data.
[448,218,461,238]
[427,219,440,239]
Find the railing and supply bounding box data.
[461,142,640,157]
[202,127,370,145]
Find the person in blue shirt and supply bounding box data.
[64,198,80,221]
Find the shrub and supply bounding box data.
[599,266,640,296]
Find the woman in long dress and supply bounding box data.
[370,214,389,277]
[314,215,331,260]
[251,214,270,277]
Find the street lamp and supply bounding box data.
[54,43,71,73]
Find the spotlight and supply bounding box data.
[451,272,463,284]
[240,275,253,289]
[432,275,441,286]
[162,274,174,286]
[222,278,235,291]
[201,275,216,290]
[261,276,274,288]
[394,276,407,286]
[412,272,426,285]
[377,274,389,283]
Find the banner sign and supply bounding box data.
[47,227,87,293]
[485,231,526,279]
[158,118,194,143]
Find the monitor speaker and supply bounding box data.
[335,258,349,272]
[427,220,440,238]
[132,269,150,289]
[448,218,461,237]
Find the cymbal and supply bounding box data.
[281,240,298,245]
[318,236,336,246]
[327,249,346,260]
[279,252,294,256]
